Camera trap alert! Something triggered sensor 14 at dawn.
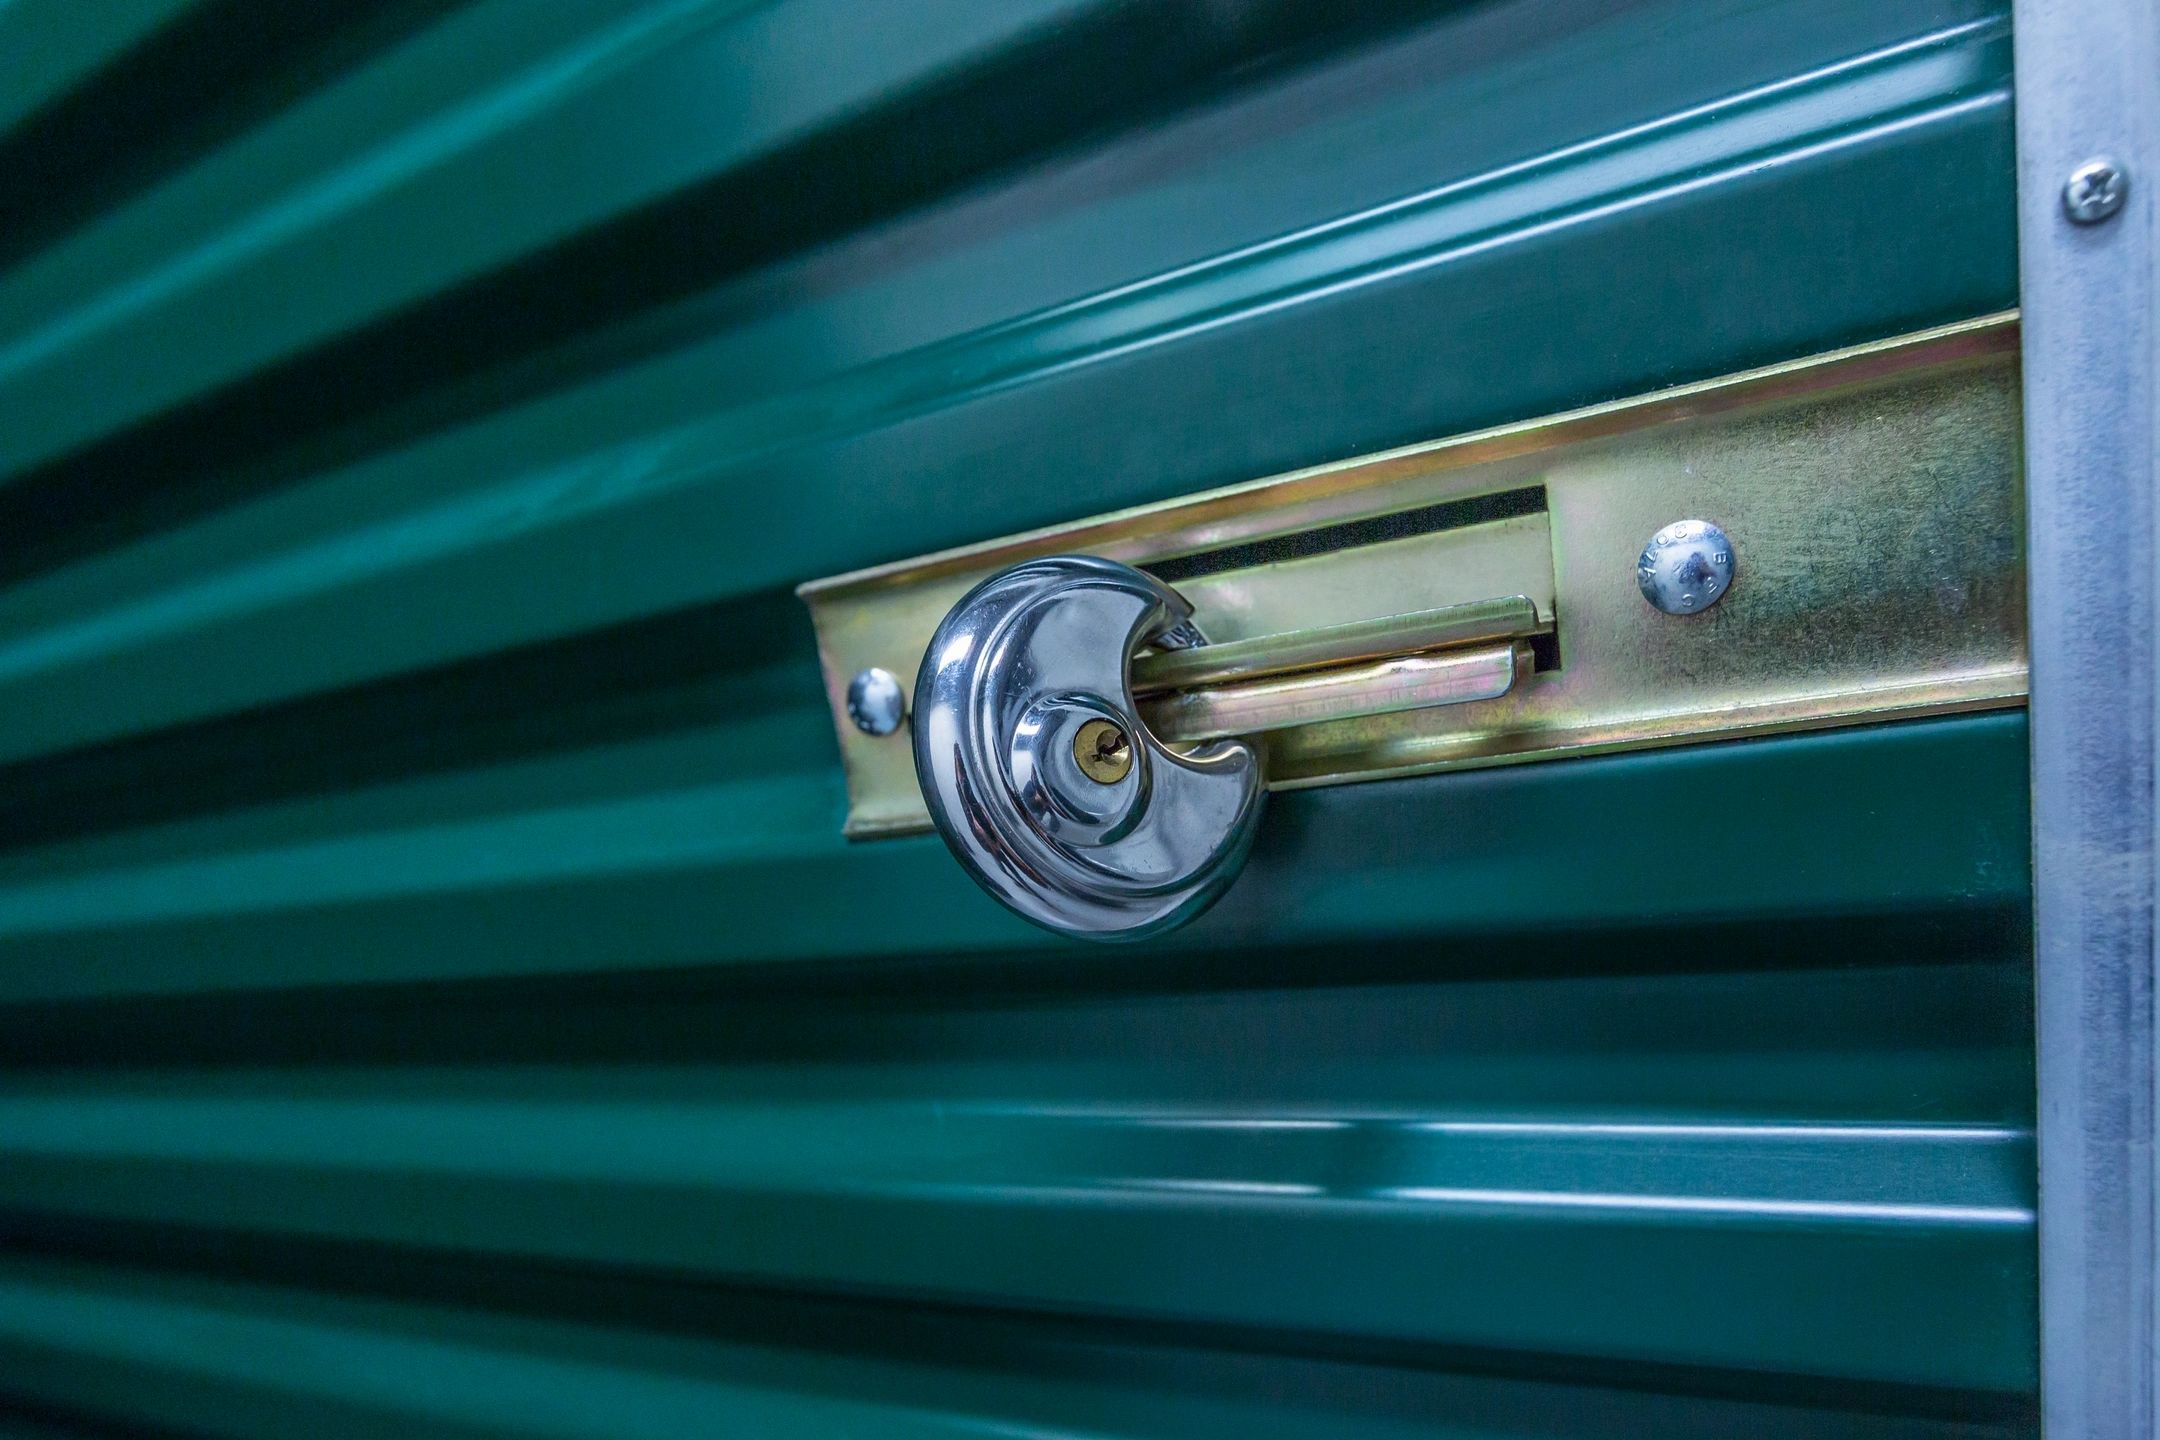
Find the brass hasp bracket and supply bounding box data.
[800,315,2026,839]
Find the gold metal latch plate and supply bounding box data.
[799,314,2026,839]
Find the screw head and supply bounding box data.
[2064,158,2128,224]
[1637,519,1736,616]
[1072,717,1134,785]
[845,666,906,736]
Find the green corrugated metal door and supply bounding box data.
[0,2,2034,1436]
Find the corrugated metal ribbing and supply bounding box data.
[0,1,2033,1435]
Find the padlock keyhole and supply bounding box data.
[1073,718,1133,785]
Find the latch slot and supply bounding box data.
[1149,493,1554,651]
[1118,486,1557,746]
[1132,595,1544,691]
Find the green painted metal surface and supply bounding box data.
[0,1,2032,1435]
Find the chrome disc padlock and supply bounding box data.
[912,555,1264,940]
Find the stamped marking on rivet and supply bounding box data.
[1638,519,1736,617]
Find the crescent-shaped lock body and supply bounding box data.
[912,555,1265,941]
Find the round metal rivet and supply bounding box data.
[845,666,906,736]
[1072,717,1134,785]
[1637,519,1736,616]
[2064,157,2128,225]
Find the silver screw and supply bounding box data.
[845,667,906,736]
[1637,519,1736,616]
[2064,158,2128,224]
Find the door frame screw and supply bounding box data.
[2063,158,2128,224]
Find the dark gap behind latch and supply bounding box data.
[1143,485,1546,583]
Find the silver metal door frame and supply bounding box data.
[2015,1,2159,1432]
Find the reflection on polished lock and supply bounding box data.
[912,556,1264,941]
